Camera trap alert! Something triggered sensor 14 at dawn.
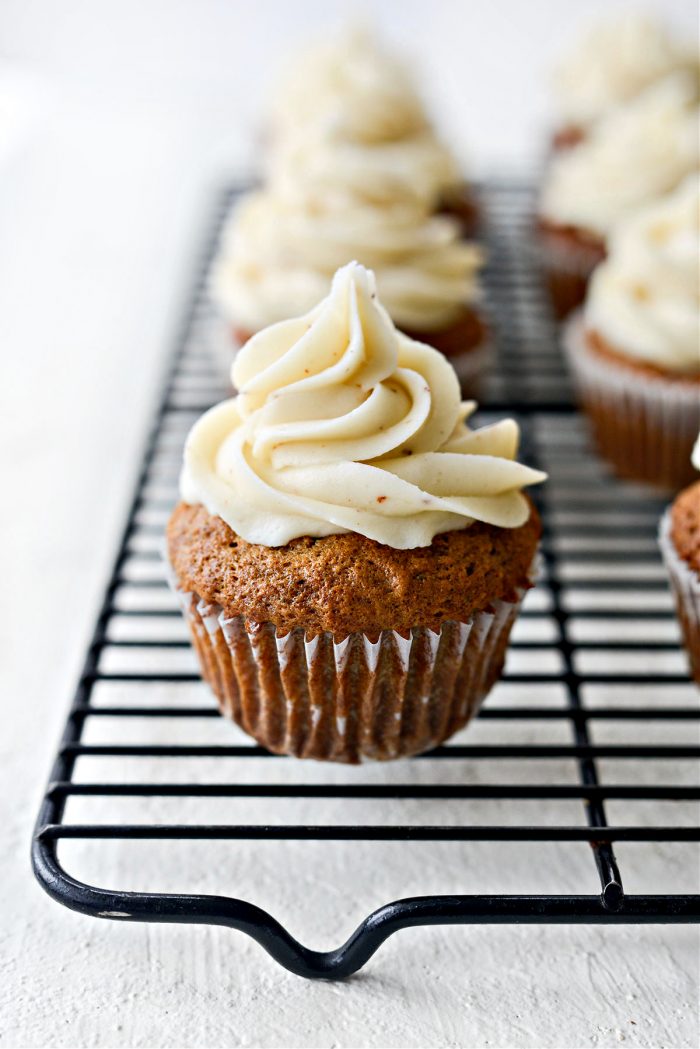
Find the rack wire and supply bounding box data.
[32,181,700,979]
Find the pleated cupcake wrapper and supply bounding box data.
[659,510,700,684]
[167,557,533,763]
[564,314,700,491]
[537,226,605,319]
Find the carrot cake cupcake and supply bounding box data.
[265,26,477,232]
[539,73,699,318]
[169,262,545,762]
[564,174,700,489]
[550,12,697,150]
[659,436,700,684]
[212,192,489,395]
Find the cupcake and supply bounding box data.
[564,175,700,490]
[659,437,700,684]
[169,262,545,762]
[550,12,697,150]
[539,73,699,318]
[211,192,489,395]
[265,26,477,233]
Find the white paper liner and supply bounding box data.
[659,509,700,684]
[168,560,533,763]
[563,313,700,490]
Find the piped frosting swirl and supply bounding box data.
[183,263,544,548]
[541,73,700,237]
[585,174,700,374]
[265,26,462,211]
[212,192,482,334]
[552,12,698,128]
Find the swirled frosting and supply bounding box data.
[212,191,483,334]
[585,175,700,374]
[265,26,462,210]
[183,263,544,548]
[540,73,700,237]
[552,13,697,128]
[269,26,430,145]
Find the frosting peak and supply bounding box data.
[183,264,544,548]
[585,174,700,374]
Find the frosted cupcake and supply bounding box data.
[659,437,700,684]
[564,175,700,490]
[212,192,489,394]
[169,262,545,762]
[265,26,477,231]
[550,12,697,149]
[539,73,699,318]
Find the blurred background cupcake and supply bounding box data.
[210,24,490,395]
[659,436,700,684]
[549,11,697,150]
[211,192,488,395]
[538,72,699,318]
[564,173,700,490]
[169,262,545,762]
[265,25,478,231]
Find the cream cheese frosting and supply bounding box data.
[265,26,462,210]
[269,26,430,146]
[540,73,700,238]
[211,192,483,334]
[552,12,698,129]
[183,263,544,548]
[585,175,700,374]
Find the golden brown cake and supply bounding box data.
[660,474,700,684]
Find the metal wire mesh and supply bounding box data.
[32,181,700,979]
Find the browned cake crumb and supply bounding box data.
[402,305,488,360]
[671,481,700,577]
[167,501,541,637]
[585,329,700,384]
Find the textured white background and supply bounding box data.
[1,1,698,1047]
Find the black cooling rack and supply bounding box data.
[32,181,700,979]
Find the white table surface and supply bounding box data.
[1,2,698,1046]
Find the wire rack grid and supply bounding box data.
[32,181,700,980]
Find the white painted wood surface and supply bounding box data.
[1,3,698,1046]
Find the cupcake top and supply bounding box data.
[552,12,697,129]
[184,262,544,549]
[265,26,462,210]
[212,192,483,334]
[540,73,699,238]
[585,175,700,374]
